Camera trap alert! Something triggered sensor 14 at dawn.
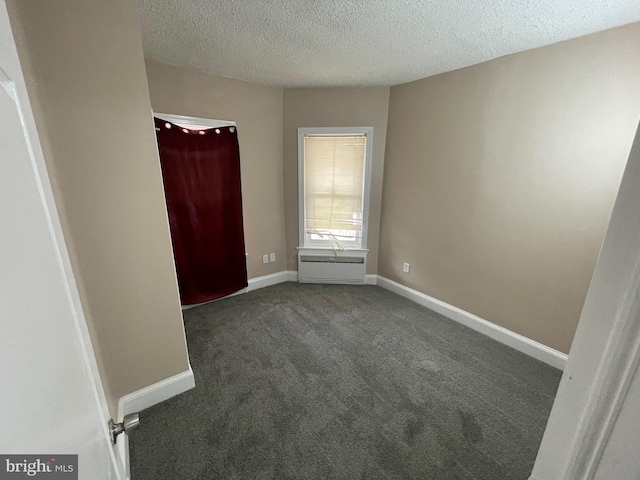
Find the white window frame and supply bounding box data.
[298,126,373,252]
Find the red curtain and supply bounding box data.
[154,118,248,305]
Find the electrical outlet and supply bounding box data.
[269,252,276,262]
[403,262,410,273]
[262,254,269,264]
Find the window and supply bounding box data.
[298,127,373,251]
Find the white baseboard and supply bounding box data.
[117,367,195,419]
[375,276,568,370]
[116,367,195,479]
[182,270,296,310]
[251,270,375,286]
[245,270,299,291]
[181,287,247,310]
[247,271,290,292]
[181,271,565,369]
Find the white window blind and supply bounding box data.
[303,135,367,248]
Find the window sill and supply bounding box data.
[297,247,368,257]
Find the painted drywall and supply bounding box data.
[379,24,640,354]
[283,88,390,273]
[8,0,191,416]
[145,59,286,279]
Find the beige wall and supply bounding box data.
[145,59,286,279]
[379,24,640,353]
[283,88,390,273]
[8,0,191,415]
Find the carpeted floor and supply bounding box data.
[130,283,561,480]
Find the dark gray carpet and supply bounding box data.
[130,283,561,480]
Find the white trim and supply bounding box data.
[115,436,130,480]
[230,271,565,369]
[365,274,378,285]
[181,271,298,310]
[115,368,195,480]
[117,368,195,420]
[297,247,369,257]
[375,276,568,370]
[563,267,640,479]
[297,126,373,250]
[250,270,299,285]
[178,271,566,370]
[247,271,290,291]
[153,112,236,129]
[183,272,566,371]
[181,287,247,310]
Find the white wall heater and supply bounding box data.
[298,250,367,285]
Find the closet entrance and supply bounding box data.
[154,113,247,306]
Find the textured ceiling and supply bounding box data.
[136,0,640,87]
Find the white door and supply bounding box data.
[0,1,122,478]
